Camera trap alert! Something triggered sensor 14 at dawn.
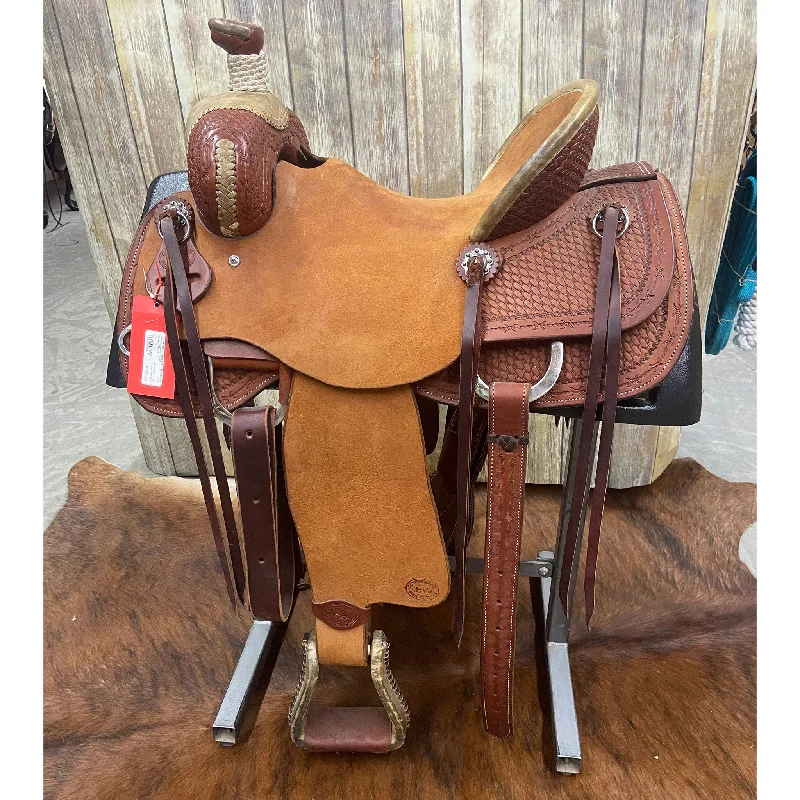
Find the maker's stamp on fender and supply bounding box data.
[405,578,440,601]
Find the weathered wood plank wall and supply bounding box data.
[43,0,756,487]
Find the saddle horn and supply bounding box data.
[208,19,265,58]
[186,19,314,238]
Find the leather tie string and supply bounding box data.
[452,257,486,645]
[159,212,246,608]
[584,233,621,624]
[558,206,623,626]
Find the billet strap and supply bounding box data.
[481,382,531,738]
[159,212,246,607]
[231,405,296,621]
[452,260,486,644]
[557,206,623,623]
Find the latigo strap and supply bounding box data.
[430,406,489,548]
[452,257,487,644]
[159,211,245,607]
[481,382,531,737]
[231,405,296,621]
[584,221,622,623]
[558,206,623,624]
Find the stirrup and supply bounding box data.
[288,630,410,752]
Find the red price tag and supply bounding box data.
[127,295,177,399]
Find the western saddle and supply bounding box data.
[109,19,701,758]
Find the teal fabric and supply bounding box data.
[705,151,757,354]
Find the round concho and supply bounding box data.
[456,243,502,284]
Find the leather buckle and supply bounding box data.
[288,630,410,751]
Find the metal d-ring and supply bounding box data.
[475,341,564,403]
[117,323,132,357]
[206,356,286,428]
[157,199,192,243]
[591,205,630,239]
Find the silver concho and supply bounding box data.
[456,243,502,284]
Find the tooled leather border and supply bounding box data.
[116,193,274,418]
[415,171,692,409]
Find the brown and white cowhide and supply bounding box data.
[44,457,755,800]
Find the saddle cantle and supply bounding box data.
[111,18,699,757]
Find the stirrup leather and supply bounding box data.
[288,630,410,751]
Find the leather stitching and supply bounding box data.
[482,382,529,736]
[119,197,271,417]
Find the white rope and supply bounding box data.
[733,287,757,350]
[227,53,270,93]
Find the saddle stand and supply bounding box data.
[108,18,701,773]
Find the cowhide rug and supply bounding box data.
[44,457,755,800]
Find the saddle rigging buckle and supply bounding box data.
[288,630,410,752]
[206,356,286,427]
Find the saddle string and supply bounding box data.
[159,214,246,607]
[584,247,621,624]
[451,258,486,645]
[557,206,623,624]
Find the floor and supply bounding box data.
[43,198,757,574]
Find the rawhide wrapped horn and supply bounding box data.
[185,19,314,238]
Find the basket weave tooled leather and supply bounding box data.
[415,166,692,408]
[486,107,599,239]
[187,107,309,238]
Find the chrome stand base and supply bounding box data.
[213,619,283,745]
[536,551,582,774]
[531,418,599,774]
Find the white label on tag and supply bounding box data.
[141,329,167,387]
